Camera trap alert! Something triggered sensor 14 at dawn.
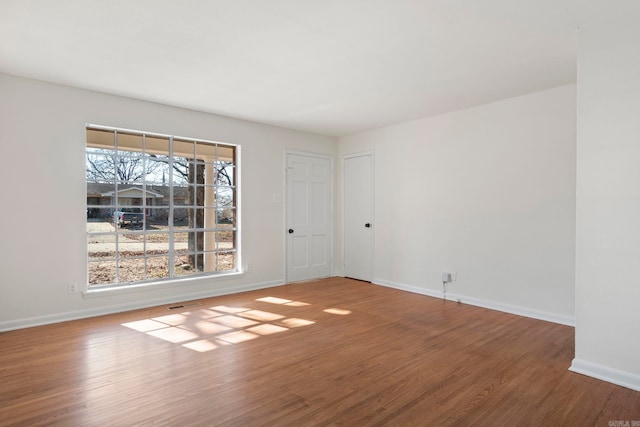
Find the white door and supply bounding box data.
[344,153,373,281]
[286,153,332,282]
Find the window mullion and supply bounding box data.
[168,136,175,278]
[114,129,120,284]
[142,133,148,281]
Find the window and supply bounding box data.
[86,125,239,288]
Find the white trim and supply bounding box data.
[373,278,576,326]
[86,123,239,148]
[285,149,334,160]
[342,150,375,161]
[569,358,640,392]
[235,144,243,274]
[0,279,284,332]
[83,271,244,297]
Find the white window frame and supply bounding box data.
[85,124,242,293]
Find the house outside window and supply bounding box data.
[86,125,239,288]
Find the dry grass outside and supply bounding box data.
[87,221,236,285]
[88,253,235,285]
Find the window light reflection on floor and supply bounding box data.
[256,297,310,307]
[280,318,315,328]
[119,296,346,353]
[183,339,219,353]
[146,327,198,344]
[324,308,352,315]
[217,330,259,344]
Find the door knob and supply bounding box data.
[288,229,294,234]
[365,223,371,228]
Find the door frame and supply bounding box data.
[284,150,334,283]
[342,150,375,281]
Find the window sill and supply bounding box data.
[82,271,244,298]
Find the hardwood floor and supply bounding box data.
[1,278,638,426]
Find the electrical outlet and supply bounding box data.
[452,271,457,281]
[68,282,78,294]
[243,264,250,273]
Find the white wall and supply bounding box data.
[338,85,577,324]
[0,73,336,330]
[571,5,640,390]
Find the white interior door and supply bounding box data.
[286,153,332,282]
[344,153,373,281]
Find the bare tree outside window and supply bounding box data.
[86,149,163,183]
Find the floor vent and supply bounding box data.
[167,302,201,310]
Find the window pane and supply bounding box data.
[174,255,194,277]
[172,158,191,186]
[217,209,235,226]
[145,136,169,155]
[88,260,116,285]
[175,232,189,255]
[173,139,195,159]
[217,145,235,162]
[215,187,235,208]
[87,235,116,261]
[145,232,170,256]
[145,156,171,185]
[184,207,219,229]
[216,251,236,271]
[118,258,147,283]
[217,230,235,250]
[189,162,205,187]
[173,207,189,225]
[118,233,143,261]
[114,152,146,183]
[86,148,117,183]
[115,132,143,152]
[113,207,145,229]
[214,163,235,186]
[195,141,217,158]
[144,256,170,281]
[147,207,169,224]
[87,128,115,150]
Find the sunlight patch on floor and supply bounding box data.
[280,318,316,328]
[324,308,352,315]
[217,330,259,344]
[213,315,259,329]
[121,295,348,353]
[122,319,168,332]
[180,320,232,335]
[211,305,250,314]
[151,314,188,326]
[247,324,289,335]
[146,327,199,343]
[239,310,285,322]
[257,297,310,307]
[182,339,219,353]
[285,301,310,307]
[256,297,291,304]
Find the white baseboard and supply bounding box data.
[570,358,640,391]
[373,278,575,327]
[0,279,285,332]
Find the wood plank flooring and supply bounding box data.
[1,277,638,426]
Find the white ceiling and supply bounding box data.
[0,0,582,137]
